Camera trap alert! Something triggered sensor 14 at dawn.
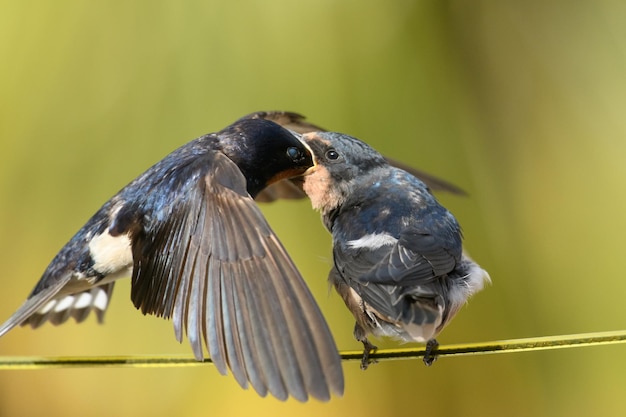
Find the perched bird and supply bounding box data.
[299,131,490,369]
[0,117,344,402]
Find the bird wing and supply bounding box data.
[239,111,326,134]
[129,151,343,402]
[334,200,462,286]
[383,158,467,196]
[330,201,462,328]
[332,227,458,332]
[357,230,460,285]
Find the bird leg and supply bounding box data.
[360,338,378,370]
[423,339,439,366]
[354,323,377,370]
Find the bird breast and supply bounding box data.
[302,165,345,214]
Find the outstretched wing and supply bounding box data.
[129,151,343,402]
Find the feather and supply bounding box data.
[128,151,342,401]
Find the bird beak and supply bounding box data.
[301,165,317,176]
[296,133,318,176]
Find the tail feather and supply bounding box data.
[23,283,115,329]
[0,275,71,337]
[0,275,115,337]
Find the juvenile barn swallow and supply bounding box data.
[299,131,490,369]
[0,118,343,402]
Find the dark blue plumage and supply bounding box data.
[0,110,478,397]
[0,116,344,402]
[300,131,490,368]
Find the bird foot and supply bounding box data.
[360,339,378,370]
[423,339,439,366]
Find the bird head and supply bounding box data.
[219,118,313,198]
[299,131,387,215]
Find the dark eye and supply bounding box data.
[286,147,302,161]
[326,149,339,160]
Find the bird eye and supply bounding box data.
[326,149,339,160]
[286,147,302,161]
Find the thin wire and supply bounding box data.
[1,330,625,369]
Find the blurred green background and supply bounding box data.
[1,1,626,416]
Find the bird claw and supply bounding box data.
[423,339,439,366]
[360,339,378,370]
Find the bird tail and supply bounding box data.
[0,275,115,337]
[0,276,70,337]
[22,282,115,329]
[399,292,445,342]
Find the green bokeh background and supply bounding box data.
[1,1,625,416]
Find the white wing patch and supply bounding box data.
[347,233,398,250]
[88,231,133,275]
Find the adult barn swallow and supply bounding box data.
[0,118,343,402]
[299,131,490,369]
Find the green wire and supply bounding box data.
[1,330,625,369]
